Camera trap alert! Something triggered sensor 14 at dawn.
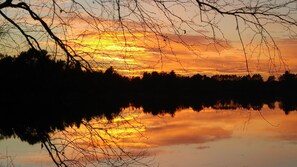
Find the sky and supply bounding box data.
[1,0,297,78]
[71,29,297,78]
[62,0,297,78]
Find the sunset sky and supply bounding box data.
[1,0,297,78]
[64,0,297,78]
[72,28,297,78]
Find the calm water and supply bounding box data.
[1,104,297,167]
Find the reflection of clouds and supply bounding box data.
[146,126,232,146]
[268,113,297,142]
[49,106,297,166]
[53,105,297,156]
[196,145,210,150]
[223,105,297,143]
[135,109,240,148]
[136,106,297,149]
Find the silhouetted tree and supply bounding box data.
[279,71,297,82]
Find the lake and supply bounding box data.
[1,103,297,167]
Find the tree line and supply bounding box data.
[0,49,296,144]
[0,48,296,114]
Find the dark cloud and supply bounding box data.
[196,145,211,150]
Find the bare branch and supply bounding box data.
[0,10,41,50]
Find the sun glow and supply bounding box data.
[70,32,154,72]
[73,32,147,53]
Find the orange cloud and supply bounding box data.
[54,16,297,77]
[33,12,296,79]
[58,18,236,76]
[276,38,297,72]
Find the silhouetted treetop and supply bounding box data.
[279,71,297,82]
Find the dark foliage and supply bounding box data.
[0,49,296,144]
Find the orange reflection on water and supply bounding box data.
[50,105,297,166]
[1,105,294,166]
[58,105,297,147]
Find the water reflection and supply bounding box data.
[1,100,296,145]
[43,115,152,166]
[1,101,297,166]
[153,106,297,167]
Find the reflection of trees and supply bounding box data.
[41,117,151,167]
